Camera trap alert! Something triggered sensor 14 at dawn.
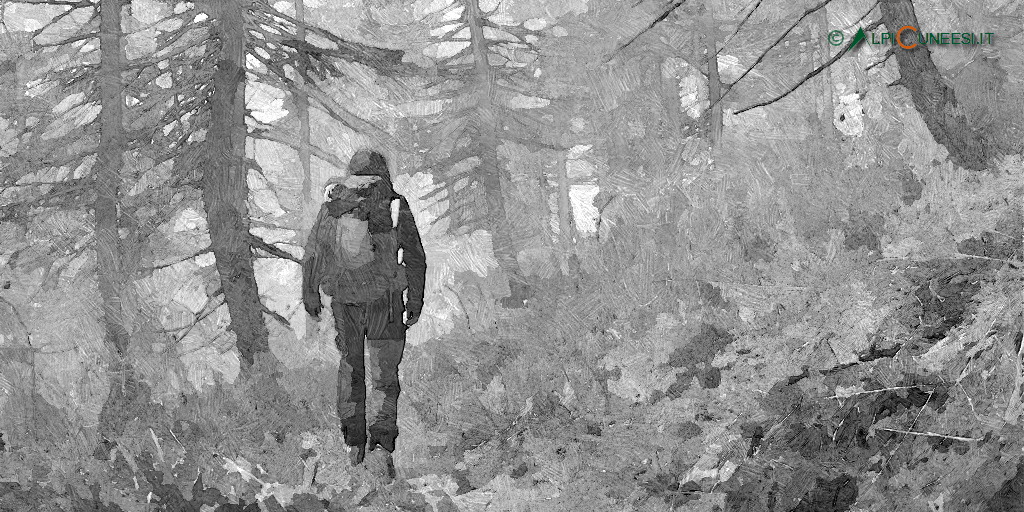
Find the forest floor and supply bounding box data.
[1,169,1023,511]
[4,241,1024,512]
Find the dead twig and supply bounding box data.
[877,428,981,442]
[249,233,302,265]
[824,385,918,400]
[140,248,214,274]
[607,0,689,60]
[262,304,291,328]
[249,130,349,170]
[714,0,764,60]
[734,28,848,114]
[724,0,836,109]
[162,288,224,342]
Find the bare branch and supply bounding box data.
[253,3,407,74]
[727,0,835,93]
[734,31,847,114]
[139,248,214,275]
[865,46,895,72]
[824,386,919,400]
[607,0,688,61]
[262,305,291,328]
[163,294,224,342]
[855,0,882,30]
[701,0,840,117]
[126,34,213,70]
[32,2,96,39]
[248,53,407,152]
[876,428,981,442]
[437,25,472,44]
[12,0,92,5]
[249,233,301,264]
[0,179,93,221]
[716,0,763,59]
[249,130,349,170]
[35,30,98,47]
[436,46,474,67]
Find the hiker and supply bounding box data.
[301,150,427,466]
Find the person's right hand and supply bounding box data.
[304,292,323,319]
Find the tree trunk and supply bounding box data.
[556,151,575,276]
[296,0,312,214]
[294,0,320,342]
[94,0,158,447]
[203,0,270,367]
[465,0,530,307]
[704,12,723,148]
[95,0,130,359]
[814,7,836,136]
[879,0,990,171]
[659,58,682,138]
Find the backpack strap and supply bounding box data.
[390,198,401,229]
[390,198,403,264]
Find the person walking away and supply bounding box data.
[301,150,427,467]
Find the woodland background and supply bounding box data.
[0,0,1022,510]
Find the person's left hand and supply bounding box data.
[404,310,420,327]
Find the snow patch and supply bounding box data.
[569,184,600,235]
[272,1,295,17]
[834,92,865,137]
[524,18,547,30]
[507,95,550,109]
[173,208,206,232]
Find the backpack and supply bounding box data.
[322,196,408,304]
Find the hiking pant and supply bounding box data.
[332,291,406,454]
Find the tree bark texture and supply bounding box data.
[465,0,530,306]
[659,58,682,138]
[95,0,131,357]
[879,0,991,171]
[705,14,723,148]
[294,0,319,344]
[95,0,160,446]
[296,0,312,216]
[814,7,836,136]
[557,151,573,275]
[203,0,270,366]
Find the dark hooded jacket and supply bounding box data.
[302,151,427,318]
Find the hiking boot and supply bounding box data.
[367,435,396,454]
[347,443,366,466]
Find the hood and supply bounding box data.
[349,150,394,188]
[324,150,398,202]
[348,150,397,200]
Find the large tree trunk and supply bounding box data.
[814,7,836,136]
[659,58,682,138]
[879,0,990,171]
[203,0,270,367]
[556,151,575,275]
[465,0,530,307]
[294,0,319,342]
[295,0,312,215]
[704,10,722,148]
[94,0,155,448]
[95,0,130,359]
